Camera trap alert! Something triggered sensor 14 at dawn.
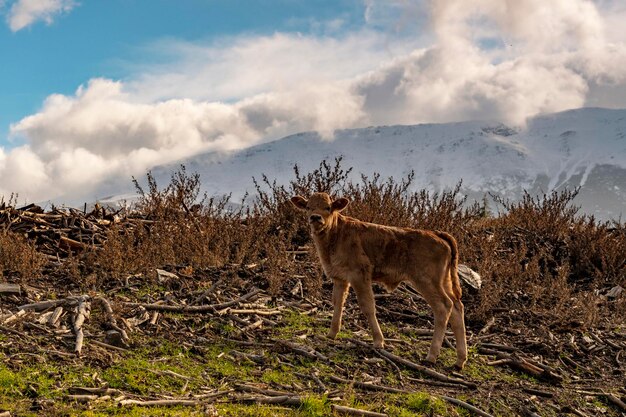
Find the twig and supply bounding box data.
[69,387,121,396]
[119,399,201,406]
[19,297,81,312]
[278,340,329,362]
[0,324,29,338]
[522,387,553,398]
[348,338,476,389]
[329,375,409,394]
[235,384,292,397]
[234,394,303,406]
[221,308,283,316]
[192,278,224,305]
[440,395,495,417]
[90,340,128,353]
[487,354,563,383]
[331,404,388,417]
[67,394,99,402]
[123,288,262,312]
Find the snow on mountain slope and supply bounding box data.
[129,108,626,220]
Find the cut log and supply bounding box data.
[0,283,20,295]
[73,296,91,355]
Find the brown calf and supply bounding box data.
[291,192,468,369]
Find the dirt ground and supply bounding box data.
[1,259,625,417]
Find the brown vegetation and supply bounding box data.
[1,158,625,416]
[1,158,624,325]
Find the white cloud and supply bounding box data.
[129,31,414,103]
[7,0,76,32]
[3,0,626,203]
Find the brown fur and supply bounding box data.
[291,192,468,369]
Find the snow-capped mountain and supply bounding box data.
[122,107,626,220]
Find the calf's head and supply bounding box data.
[290,193,349,232]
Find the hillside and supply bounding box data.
[122,107,626,221]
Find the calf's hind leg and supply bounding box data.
[448,299,467,370]
[417,282,453,365]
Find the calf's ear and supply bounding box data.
[332,197,350,212]
[290,196,308,210]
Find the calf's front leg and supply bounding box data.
[352,279,385,348]
[328,279,350,339]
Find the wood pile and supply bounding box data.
[0,202,148,259]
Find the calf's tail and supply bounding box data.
[435,231,462,300]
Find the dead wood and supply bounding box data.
[122,288,262,312]
[90,340,128,352]
[521,387,553,398]
[328,375,409,394]
[94,296,128,342]
[72,296,90,355]
[0,283,21,294]
[604,393,626,412]
[348,338,476,389]
[119,399,202,406]
[234,384,293,397]
[234,394,303,406]
[67,394,100,402]
[331,404,388,417]
[277,340,330,362]
[487,353,563,383]
[47,307,63,328]
[68,387,121,396]
[440,395,495,417]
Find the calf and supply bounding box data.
[291,192,468,369]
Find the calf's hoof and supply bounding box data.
[423,354,437,366]
[326,331,338,340]
[373,340,385,349]
[454,360,466,371]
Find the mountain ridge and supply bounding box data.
[98,107,626,220]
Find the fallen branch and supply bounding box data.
[604,393,626,412]
[348,338,476,389]
[95,296,128,342]
[278,340,329,362]
[67,394,100,402]
[119,399,201,407]
[440,395,495,417]
[90,340,128,353]
[122,288,262,313]
[222,308,283,316]
[19,297,83,312]
[329,375,409,394]
[234,394,303,406]
[69,387,122,396]
[72,296,90,355]
[0,283,20,294]
[487,354,563,383]
[235,383,292,397]
[331,404,388,417]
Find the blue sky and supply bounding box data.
[1,0,625,203]
[0,0,374,145]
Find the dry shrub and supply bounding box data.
[78,159,624,326]
[0,230,46,280]
[473,190,626,326]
